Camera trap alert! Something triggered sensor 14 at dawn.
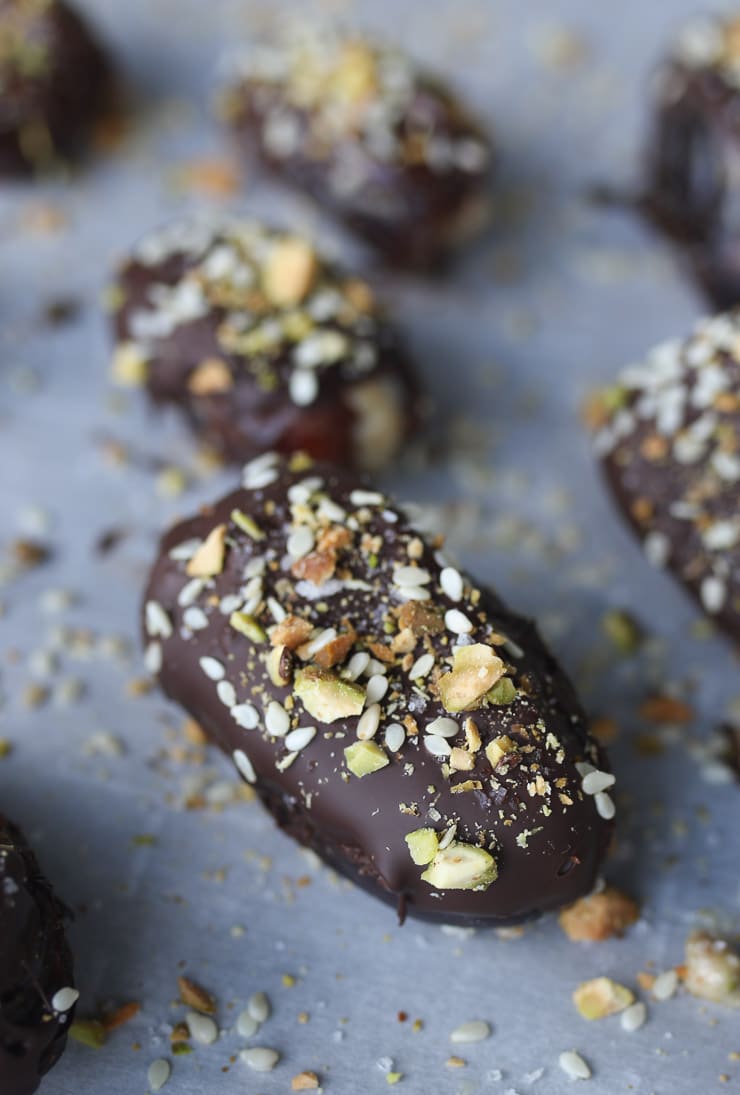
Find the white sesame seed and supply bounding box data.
[393,565,431,587]
[145,601,172,639]
[594,792,616,820]
[242,452,279,490]
[178,578,205,607]
[265,701,290,736]
[703,520,739,550]
[217,680,237,707]
[450,1020,491,1044]
[51,987,79,1012]
[287,525,315,559]
[289,369,319,406]
[424,735,452,757]
[700,574,727,614]
[558,1050,591,1080]
[409,653,434,679]
[349,489,384,507]
[284,725,316,752]
[445,608,473,635]
[147,1059,171,1092]
[363,658,388,677]
[169,538,202,561]
[219,593,243,615]
[232,702,259,729]
[345,651,370,680]
[438,823,457,849]
[287,477,324,504]
[144,641,162,675]
[581,770,616,795]
[440,566,464,602]
[236,1010,259,1038]
[304,628,337,657]
[267,597,286,623]
[426,717,459,738]
[652,969,679,1001]
[365,674,389,704]
[247,992,271,1023]
[183,606,209,631]
[186,1012,218,1045]
[240,1047,279,1072]
[233,749,256,784]
[275,751,298,772]
[643,531,670,568]
[357,703,381,740]
[200,656,225,681]
[384,723,405,752]
[317,496,347,523]
[620,1002,647,1032]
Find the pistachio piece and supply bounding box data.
[231,508,265,541]
[111,341,149,387]
[573,977,635,1020]
[344,740,389,778]
[405,828,439,865]
[230,611,267,643]
[486,677,517,705]
[438,643,505,712]
[267,644,292,687]
[186,524,227,578]
[421,841,497,891]
[295,667,365,723]
[684,931,740,1007]
[485,735,515,769]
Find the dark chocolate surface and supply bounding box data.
[111,216,419,469]
[0,0,109,175]
[645,15,740,307]
[218,26,492,267]
[594,310,740,644]
[0,813,75,1095]
[143,454,613,926]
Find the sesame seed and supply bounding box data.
[384,723,405,752]
[581,770,616,795]
[183,606,208,631]
[357,703,381,740]
[426,717,459,738]
[558,1050,591,1080]
[450,1020,491,1044]
[594,792,616,820]
[620,1002,647,1032]
[287,525,315,559]
[652,969,679,1001]
[365,674,389,704]
[349,489,384,506]
[265,701,290,736]
[177,578,205,607]
[643,531,670,568]
[290,370,319,406]
[346,651,370,680]
[233,749,256,784]
[393,565,431,587]
[242,452,279,490]
[200,656,225,681]
[144,642,162,675]
[440,566,464,602]
[240,1047,279,1072]
[217,680,237,707]
[285,725,316,752]
[445,608,473,635]
[169,538,202,561]
[424,735,452,757]
[145,601,172,639]
[288,477,324,504]
[700,574,727,613]
[232,702,259,729]
[186,1012,218,1045]
[247,992,271,1023]
[409,653,434,679]
[147,1059,171,1092]
[236,1010,259,1038]
[51,987,79,1012]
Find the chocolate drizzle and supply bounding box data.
[143,454,613,926]
[0,813,75,1095]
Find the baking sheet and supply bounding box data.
[1,0,739,1092]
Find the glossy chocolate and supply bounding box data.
[0,0,109,175]
[0,814,75,1095]
[111,216,420,469]
[593,310,740,644]
[218,26,492,267]
[645,14,740,307]
[143,454,613,926]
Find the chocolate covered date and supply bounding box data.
[110,215,419,469]
[143,453,613,926]
[646,14,740,307]
[218,26,492,267]
[0,813,76,1095]
[593,310,740,643]
[0,0,109,175]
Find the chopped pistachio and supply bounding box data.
[485,735,515,768]
[573,977,635,1020]
[421,841,497,891]
[405,828,439,865]
[231,508,265,541]
[685,932,740,1008]
[69,1020,107,1049]
[486,677,517,705]
[267,644,292,686]
[230,611,267,643]
[111,341,148,387]
[295,667,365,723]
[344,740,389,778]
[438,643,505,712]
[602,610,643,655]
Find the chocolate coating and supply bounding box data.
[593,310,740,644]
[143,454,613,926]
[0,0,109,175]
[0,813,75,1095]
[111,216,420,469]
[645,14,740,307]
[218,26,492,267]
